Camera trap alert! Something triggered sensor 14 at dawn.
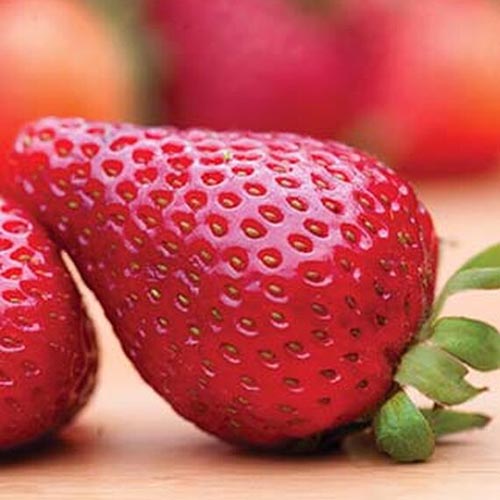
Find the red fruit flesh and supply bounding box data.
[148,0,349,139]
[9,118,437,447]
[0,197,97,451]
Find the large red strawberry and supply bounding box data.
[8,117,500,462]
[0,196,97,451]
[343,0,500,175]
[146,0,350,138]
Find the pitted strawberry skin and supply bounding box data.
[0,196,97,451]
[9,118,437,447]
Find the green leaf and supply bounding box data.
[444,268,500,296]
[459,243,500,271]
[432,317,500,371]
[421,408,491,438]
[374,391,435,463]
[433,244,500,316]
[395,344,485,405]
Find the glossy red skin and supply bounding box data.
[344,0,500,176]
[10,118,437,448]
[0,197,97,451]
[147,0,350,139]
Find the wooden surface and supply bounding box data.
[2,171,500,499]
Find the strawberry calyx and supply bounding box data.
[375,243,500,462]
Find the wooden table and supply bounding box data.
[2,172,500,499]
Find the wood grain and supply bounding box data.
[1,172,500,499]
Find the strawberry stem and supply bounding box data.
[375,243,500,462]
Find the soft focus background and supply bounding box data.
[1,0,500,177]
[1,0,499,498]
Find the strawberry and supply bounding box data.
[146,0,350,138]
[8,117,500,462]
[0,195,97,451]
[343,0,500,176]
[0,0,139,171]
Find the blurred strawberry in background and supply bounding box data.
[147,0,500,177]
[1,0,499,178]
[0,0,139,166]
[344,0,500,176]
[147,0,351,139]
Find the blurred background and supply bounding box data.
[1,0,500,179]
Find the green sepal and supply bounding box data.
[395,344,485,405]
[421,408,491,438]
[383,244,500,463]
[460,243,500,271]
[445,268,500,296]
[374,391,435,463]
[433,244,500,318]
[432,317,500,371]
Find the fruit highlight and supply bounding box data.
[6,117,500,462]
